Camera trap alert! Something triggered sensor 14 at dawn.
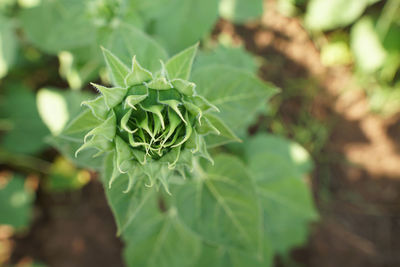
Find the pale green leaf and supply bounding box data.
[115,136,135,173]
[84,111,116,142]
[351,16,387,73]
[147,77,172,90]
[75,134,113,158]
[81,96,109,121]
[90,83,127,109]
[101,47,130,87]
[171,79,196,96]
[125,85,149,109]
[166,43,198,80]
[62,109,102,137]
[305,0,369,30]
[125,56,153,86]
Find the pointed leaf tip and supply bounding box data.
[90,83,127,109]
[125,56,153,86]
[166,43,199,80]
[102,47,130,87]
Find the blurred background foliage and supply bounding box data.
[0,0,398,266]
[278,0,400,115]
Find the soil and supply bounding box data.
[6,1,400,267]
[10,179,124,267]
[228,1,400,267]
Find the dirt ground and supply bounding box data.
[236,2,400,267]
[7,2,400,267]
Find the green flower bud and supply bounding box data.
[76,46,227,192]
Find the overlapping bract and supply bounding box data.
[76,47,228,192]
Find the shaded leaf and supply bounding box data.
[0,174,34,230]
[0,84,49,154]
[0,15,17,78]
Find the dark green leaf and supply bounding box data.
[0,174,34,230]
[0,84,49,154]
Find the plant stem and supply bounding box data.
[0,149,51,174]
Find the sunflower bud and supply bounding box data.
[76,46,230,192]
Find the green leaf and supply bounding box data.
[192,65,278,136]
[115,136,135,173]
[37,87,92,135]
[147,77,173,90]
[58,47,102,90]
[84,110,116,142]
[203,113,241,147]
[125,56,153,86]
[174,155,262,253]
[0,15,17,78]
[152,0,219,54]
[62,109,102,137]
[90,83,127,109]
[166,43,198,80]
[196,116,220,136]
[305,0,370,30]
[100,23,168,73]
[101,47,131,87]
[102,152,156,233]
[19,0,96,53]
[351,16,387,73]
[102,154,202,267]
[191,244,273,267]
[171,79,196,96]
[48,135,104,170]
[48,109,104,170]
[219,0,263,23]
[0,174,34,230]
[0,84,49,154]
[245,133,314,177]
[194,45,259,74]
[81,96,109,120]
[244,134,318,253]
[124,211,201,267]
